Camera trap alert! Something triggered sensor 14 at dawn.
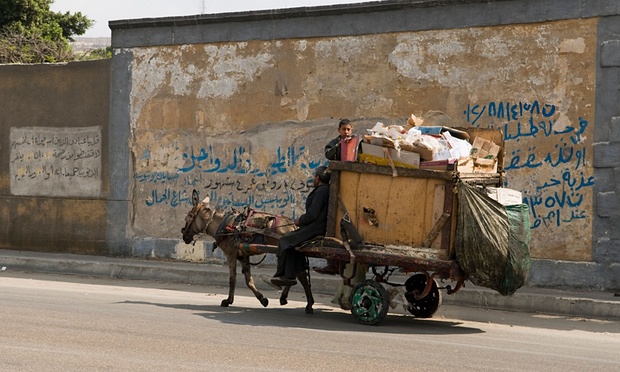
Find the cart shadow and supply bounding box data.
[438,304,620,334]
[119,300,484,335]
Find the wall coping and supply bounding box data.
[110,0,620,48]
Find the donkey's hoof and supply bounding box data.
[280,298,288,306]
[260,297,269,307]
[305,306,314,314]
[220,299,231,307]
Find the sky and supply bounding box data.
[50,0,380,38]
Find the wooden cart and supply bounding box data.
[241,128,506,325]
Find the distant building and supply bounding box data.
[70,37,111,52]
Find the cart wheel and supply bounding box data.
[404,274,442,318]
[349,279,390,325]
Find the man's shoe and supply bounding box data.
[313,265,339,275]
[261,274,282,290]
[271,276,297,287]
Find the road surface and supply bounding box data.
[1,272,618,371]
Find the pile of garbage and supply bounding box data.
[357,111,501,172]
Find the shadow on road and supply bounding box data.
[119,299,485,335]
[437,305,620,334]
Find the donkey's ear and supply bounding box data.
[201,196,210,204]
[192,190,200,206]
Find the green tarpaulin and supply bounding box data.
[455,182,532,296]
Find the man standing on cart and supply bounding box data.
[321,118,368,309]
[325,118,353,160]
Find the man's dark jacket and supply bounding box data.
[325,136,341,160]
[275,183,330,277]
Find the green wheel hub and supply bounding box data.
[349,279,389,325]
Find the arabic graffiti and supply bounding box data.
[462,100,594,231]
[526,169,593,229]
[9,126,102,197]
[176,145,323,175]
[464,101,557,126]
[503,141,587,171]
[137,143,325,216]
[141,178,314,209]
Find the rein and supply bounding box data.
[213,211,239,247]
[189,205,295,266]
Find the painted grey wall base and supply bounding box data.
[528,259,620,290]
[593,15,620,275]
[107,48,133,256]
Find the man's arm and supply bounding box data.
[297,186,329,226]
[325,137,340,160]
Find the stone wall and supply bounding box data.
[108,0,620,290]
[0,60,110,254]
[2,0,618,291]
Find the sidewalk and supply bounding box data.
[1,249,619,320]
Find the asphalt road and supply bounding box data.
[1,272,619,372]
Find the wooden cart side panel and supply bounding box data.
[449,191,458,258]
[441,181,454,252]
[326,168,341,238]
[391,175,428,238]
[354,172,394,244]
[339,170,448,249]
[335,170,361,240]
[420,178,449,251]
[430,182,447,250]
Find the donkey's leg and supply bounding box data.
[296,270,315,314]
[221,253,238,307]
[279,286,291,306]
[240,258,269,307]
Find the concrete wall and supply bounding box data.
[2,0,618,292]
[0,60,110,254]
[107,0,619,290]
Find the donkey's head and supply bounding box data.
[181,190,216,244]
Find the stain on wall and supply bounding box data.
[128,19,596,261]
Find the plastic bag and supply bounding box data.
[455,182,531,295]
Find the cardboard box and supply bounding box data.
[470,136,500,160]
[359,143,420,169]
[459,136,501,173]
[420,158,456,171]
[407,145,434,162]
[457,157,498,173]
[363,135,433,161]
[485,187,523,206]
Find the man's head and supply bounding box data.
[338,118,352,139]
[314,166,331,186]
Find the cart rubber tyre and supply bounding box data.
[349,279,390,325]
[404,274,442,318]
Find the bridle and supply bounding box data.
[182,203,216,246]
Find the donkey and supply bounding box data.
[181,190,315,313]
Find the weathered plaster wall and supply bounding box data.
[126,19,596,260]
[108,0,619,289]
[0,60,110,254]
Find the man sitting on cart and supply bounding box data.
[270,166,331,287]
